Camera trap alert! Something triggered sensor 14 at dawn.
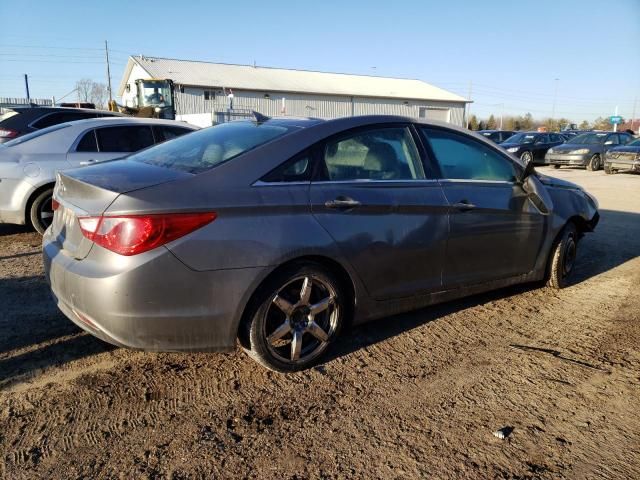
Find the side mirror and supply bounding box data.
[521,174,553,215]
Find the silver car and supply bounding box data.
[0,117,198,233]
[43,115,599,372]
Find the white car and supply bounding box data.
[0,117,198,233]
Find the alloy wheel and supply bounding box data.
[521,151,533,164]
[263,275,339,364]
[563,235,576,277]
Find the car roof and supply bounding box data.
[60,117,200,129]
[10,106,121,114]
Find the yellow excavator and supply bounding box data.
[108,79,176,120]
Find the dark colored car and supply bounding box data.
[43,115,599,372]
[477,130,515,144]
[603,137,640,174]
[500,132,566,165]
[0,107,122,143]
[545,132,635,171]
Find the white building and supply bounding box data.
[118,56,470,128]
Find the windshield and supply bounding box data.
[3,123,70,147]
[569,133,608,145]
[504,133,536,144]
[131,121,294,174]
[138,81,173,107]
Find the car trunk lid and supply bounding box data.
[50,159,192,259]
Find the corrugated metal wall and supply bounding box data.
[174,87,466,126]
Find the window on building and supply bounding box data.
[204,90,215,101]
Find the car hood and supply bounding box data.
[536,172,582,191]
[607,145,640,154]
[552,144,595,153]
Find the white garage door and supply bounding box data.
[419,107,450,123]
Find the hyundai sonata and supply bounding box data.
[43,115,599,372]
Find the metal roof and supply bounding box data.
[118,56,468,103]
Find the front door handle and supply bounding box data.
[325,197,361,209]
[452,200,476,211]
[79,159,97,166]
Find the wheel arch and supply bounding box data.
[25,181,55,228]
[236,255,357,349]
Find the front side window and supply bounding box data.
[605,134,619,145]
[421,127,517,182]
[321,127,425,181]
[96,126,154,153]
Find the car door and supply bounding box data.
[66,128,118,167]
[309,125,450,300]
[68,125,155,168]
[419,126,546,288]
[532,134,551,161]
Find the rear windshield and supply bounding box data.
[569,133,608,144]
[3,123,71,147]
[0,110,19,123]
[130,121,293,174]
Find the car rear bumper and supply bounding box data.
[545,153,590,166]
[43,230,268,352]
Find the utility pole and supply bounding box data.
[24,74,31,101]
[551,78,559,130]
[466,80,473,129]
[105,40,113,103]
[613,105,618,133]
[631,96,637,132]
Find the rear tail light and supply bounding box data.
[78,212,216,256]
[0,128,18,139]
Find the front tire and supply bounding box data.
[586,154,601,171]
[604,163,614,174]
[547,223,578,289]
[520,151,533,165]
[552,164,561,169]
[243,263,346,372]
[29,187,55,235]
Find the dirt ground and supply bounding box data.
[1,167,639,479]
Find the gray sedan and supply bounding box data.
[545,131,635,171]
[43,115,599,372]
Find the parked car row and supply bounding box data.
[476,128,638,173]
[0,116,198,233]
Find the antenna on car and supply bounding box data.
[252,111,270,124]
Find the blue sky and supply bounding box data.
[1,0,639,122]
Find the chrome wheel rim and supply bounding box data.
[563,236,576,277]
[521,152,532,164]
[38,195,54,229]
[263,275,339,364]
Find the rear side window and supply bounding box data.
[321,127,425,181]
[421,128,517,182]
[153,125,193,143]
[96,126,154,152]
[32,111,96,129]
[76,130,98,152]
[130,121,292,174]
[261,153,312,183]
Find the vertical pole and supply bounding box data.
[613,105,618,132]
[105,40,113,103]
[499,103,504,130]
[24,74,31,101]
[466,80,473,129]
[551,78,559,131]
[631,97,637,133]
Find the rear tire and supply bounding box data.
[553,164,560,169]
[604,163,614,174]
[29,187,55,235]
[242,263,346,372]
[586,154,600,171]
[547,223,578,289]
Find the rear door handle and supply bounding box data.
[325,197,361,209]
[452,201,476,211]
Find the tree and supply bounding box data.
[592,116,613,130]
[75,78,108,108]
[478,120,486,130]
[522,112,534,130]
[579,120,590,130]
[487,114,497,130]
[468,114,479,130]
